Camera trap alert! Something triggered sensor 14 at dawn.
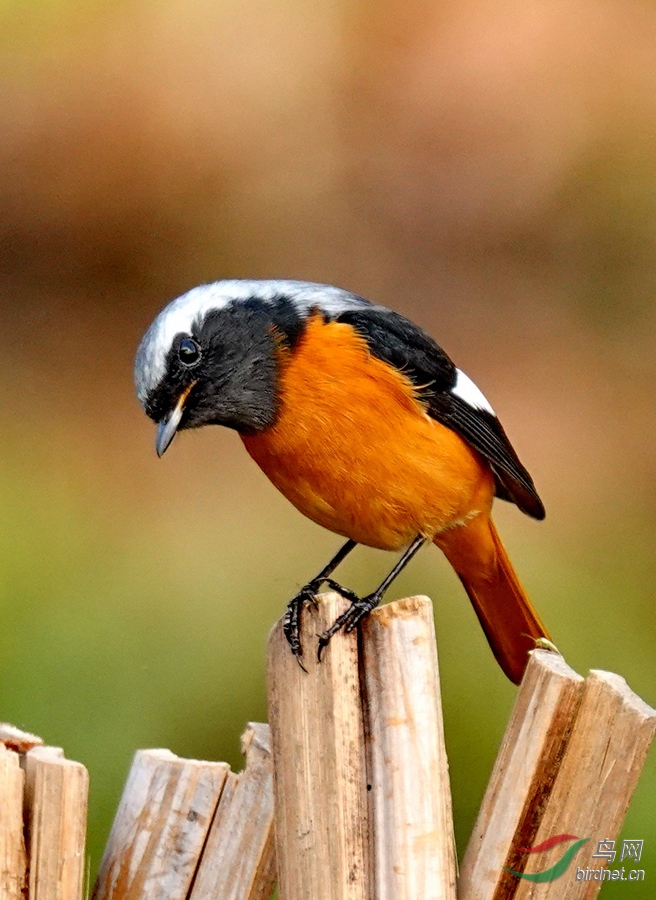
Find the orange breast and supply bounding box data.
[241,316,495,551]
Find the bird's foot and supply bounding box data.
[283,581,324,670]
[317,583,382,661]
[323,578,361,604]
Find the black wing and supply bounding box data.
[336,306,545,520]
[428,392,545,519]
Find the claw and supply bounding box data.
[294,653,309,674]
[283,580,323,666]
[317,635,329,662]
[317,590,382,659]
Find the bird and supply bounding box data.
[134,279,551,684]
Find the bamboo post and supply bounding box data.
[267,595,654,900]
[24,745,89,900]
[189,722,276,900]
[514,669,656,899]
[0,744,28,900]
[267,591,371,900]
[458,650,584,899]
[92,750,229,900]
[3,594,652,900]
[361,596,457,900]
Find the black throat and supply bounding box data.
[146,294,308,434]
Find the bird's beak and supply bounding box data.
[156,382,196,458]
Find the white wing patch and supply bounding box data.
[134,279,368,405]
[452,368,495,415]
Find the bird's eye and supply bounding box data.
[178,337,201,366]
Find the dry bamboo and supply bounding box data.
[458,649,584,899]
[190,722,276,900]
[267,591,371,900]
[514,669,656,900]
[24,745,89,900]
[361,595,457,900]
[92,749,229,900]
[0,722,44,753]
[0,744,28,900]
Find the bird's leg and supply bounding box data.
[318,535,426,660]
[283,539,357,665]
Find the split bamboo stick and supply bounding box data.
[361,595,457,900]
[514,669,656,900]
[267,591,371,900]
[24,745,89,900]
[0,744,27,900]
[24,746,65,814]
[92,749,229,900]
[458,649,584,900]
[189,722,276,900]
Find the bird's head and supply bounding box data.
[134,279,367,455]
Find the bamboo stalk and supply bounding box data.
[514,669,656,899]
[189,722,276,900]
[24,746,89,900]
[361,595,457,900]
[458,649,584,899]
[92,750,229,900]
[267,591,371,900]
[0,744,28,900]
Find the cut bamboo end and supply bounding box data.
[0,744,28,900]
[25,746,89,900]
[458,649,584,900]
[514,669,656,900]
[267,591,459,900]
[91,750,229,900]
[457,654,656,900]
[0,723,44,754]
[189,722,276,900]
[91,724,276,900]
[362,595,457,900]
[267,591,371,900]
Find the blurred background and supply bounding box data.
[1,0,655,894]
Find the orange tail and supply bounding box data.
[434,515,550,685]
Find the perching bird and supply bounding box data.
[134,279,550,684]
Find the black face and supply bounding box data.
[145,299,288,435]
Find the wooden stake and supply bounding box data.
[514,669,656,899]
[24,746,89,900]
[361,596,457,900]
[458,649,584,900]
[267,591,371,900]
[190,722,276,900]
[92,750,229,900]
[0,744,27,900]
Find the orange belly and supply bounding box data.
[241,316,495,551]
